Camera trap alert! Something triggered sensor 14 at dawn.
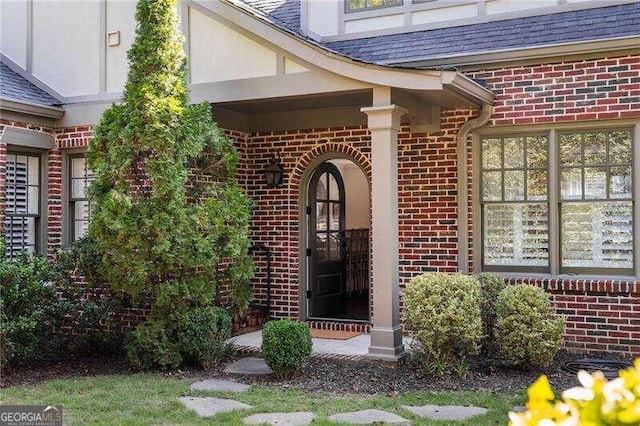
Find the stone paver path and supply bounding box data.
[243,411,316,425]
[190,379,251,393]
[328,409,411,425]
[224,357,273,375]
[180,396,252,417]
[402,404,488,421]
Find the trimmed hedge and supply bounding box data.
[262,320,312,379]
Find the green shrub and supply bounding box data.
[495,284,565,368]
[262,320,312,378]
[403,272,482,376]
[178,306,233,368]
[0,251,59,371]
[126,318,182,371]
[477,272,507,355]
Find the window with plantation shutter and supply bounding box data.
[559,130,633,274]
[4,153,40,258]
[479,128,635,275]
[480,135,549,271]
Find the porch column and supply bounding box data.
[361,99,408,362]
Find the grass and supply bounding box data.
[0,373,524,425]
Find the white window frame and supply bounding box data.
[474,121,640,280]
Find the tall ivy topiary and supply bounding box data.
[88,0,252,343]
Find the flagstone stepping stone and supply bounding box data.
[180,396,252,418]
[402,404,488,421]
[224,357,273,375]
[243,411,316,425]
[328,409,411,425]
[190,379,251,392]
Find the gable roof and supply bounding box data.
[0,61,61,107]
[239,1,640,66]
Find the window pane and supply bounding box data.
[72,178,85,199]
[329,203,340,231]
[583,132,607,165]
[527,169,547,200]
[560,134,582,166]
[561,168,582,200]
[561,202,633,270]
[316,202,327,231]
[584,167,607,199]
[28,186,40,214]
[28,156,39,185]
[315,174,327,200]
[482,171,502,201]
[504,137,524,169]
[610,166,632,199]
[71,157,86,179]
[482,138,501,169]
[610,131,632,164]
[504,170,524,201]
[527,136,548,168]
[483,203,548,267]
[329,233,341,261]
[315,234,327,261]
[328,174,339,201]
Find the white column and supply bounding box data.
[361,99,408,362]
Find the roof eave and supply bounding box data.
[0,97,65,119]
[382,35,640,68]
[211,0,493,106]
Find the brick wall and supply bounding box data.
[2,53,639,356]
[466,54,640,126]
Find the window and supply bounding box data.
[559,130,633,273]
[346,0,403,13]
[4,153,41,257]
[480,129,634,275]
[69,155,95,242]
[481,135,549,271]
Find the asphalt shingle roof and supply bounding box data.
[0,61,61,107]
[241,1,640,65]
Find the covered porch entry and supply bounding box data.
[188,0,494,362]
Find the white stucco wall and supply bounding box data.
[189,8,277,83]
[1,1,28,68]
[284,57,309,74]
[307,0,339,37]
[32,1,100,97]
[345,14,404,35]
[411,3,477,26]
[485,0,558,15]
[105,0,136,93]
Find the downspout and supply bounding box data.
[456,104,493,274]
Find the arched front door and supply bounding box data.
[308,162,346,318]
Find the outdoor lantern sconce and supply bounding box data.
[264,154,284,188]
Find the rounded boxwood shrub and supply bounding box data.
[178,306,233,369]
[402,273,482,375]
[262,320,312,378]
[126,318,182,371]
[495,284,565,368]
[477,272,507,355]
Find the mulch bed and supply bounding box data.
[2,349,633,395]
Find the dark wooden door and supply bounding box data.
[308,162,346,317]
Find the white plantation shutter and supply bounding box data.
[4,154,40,257]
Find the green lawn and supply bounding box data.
[1,373,524,425]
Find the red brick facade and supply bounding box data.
[1,53,639,356]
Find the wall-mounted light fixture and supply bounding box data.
[263,153,284,188]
